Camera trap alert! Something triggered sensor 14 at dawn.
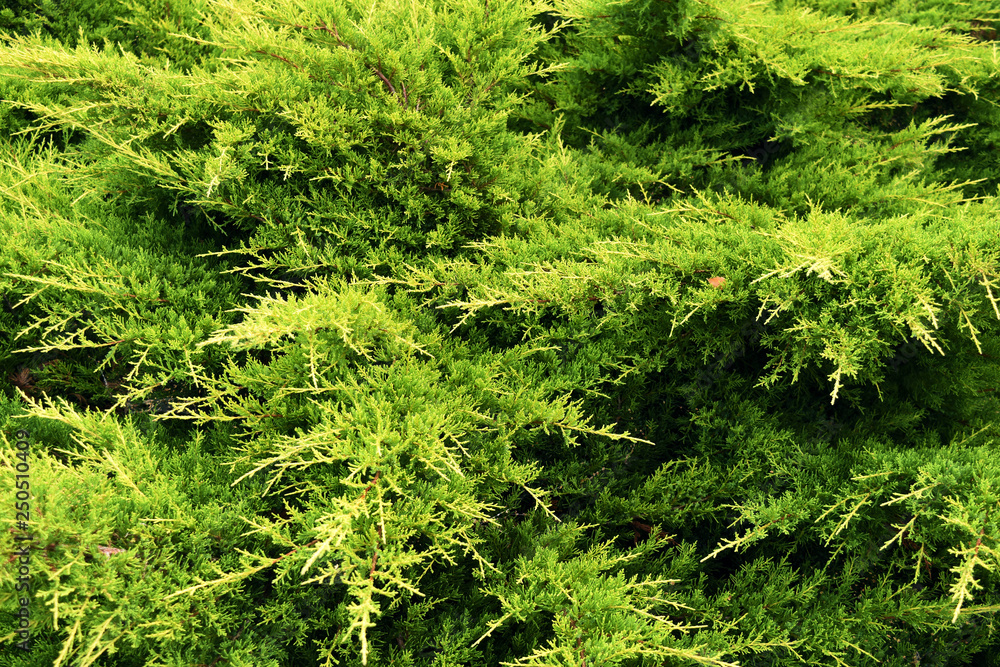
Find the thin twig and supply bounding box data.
[254,50,302,71]
[359,471,381,500]
[371,59,397,97]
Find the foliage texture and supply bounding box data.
[1,0,999,666]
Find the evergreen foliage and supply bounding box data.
[1,0,999,665]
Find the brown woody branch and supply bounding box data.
[317,22,354,49]
[254,50,302,71]
[372,58,398,98]
[359,470,382,501]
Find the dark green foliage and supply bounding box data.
[1,0,999,666]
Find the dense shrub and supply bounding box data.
[1,0,998,666]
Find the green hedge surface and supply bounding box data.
[1,0,999,666]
